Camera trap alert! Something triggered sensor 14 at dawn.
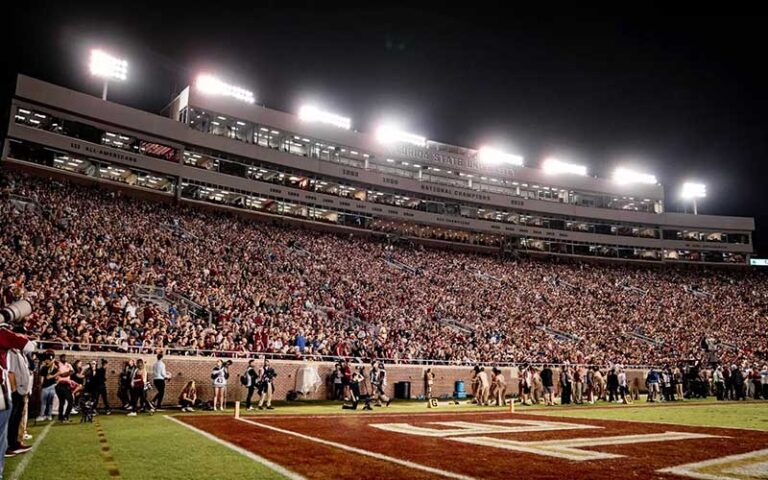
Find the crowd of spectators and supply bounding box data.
[2,171,767,370]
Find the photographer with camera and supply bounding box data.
[0,300,36,474]
[257,359,277,410]
[211,359,231,411]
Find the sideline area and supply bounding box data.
[3,399,767,480]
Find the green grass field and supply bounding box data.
[4,399,767,480]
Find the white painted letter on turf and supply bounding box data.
[369,419,597,438]
[450,432,721,461]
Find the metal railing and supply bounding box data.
[133,284,213,324]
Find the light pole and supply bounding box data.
[681,182,706,215]
[89,49,127,101]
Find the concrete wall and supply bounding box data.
[47,351,650,408]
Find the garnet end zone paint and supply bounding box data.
[180,413,768,480]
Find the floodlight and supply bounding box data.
[477,146,524,166]
[90,50,127,81]
[89,49,127,100]
[681,182,706,199]
[612,167,657,185]
[298,105,351,130]
[681,182,706,215]
[542,157,587,176]
[375,125,426,147]
[196,74,255,104]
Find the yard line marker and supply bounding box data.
[95,418,121,479]
[237,417,477,480]
[164,416,305,480]
[8,422,52,480]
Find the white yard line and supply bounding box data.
[237,416,477,480]
[9,422,53,480]
[164,416,305,480]
[237,409,509,421]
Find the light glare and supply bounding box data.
[477,146,524,166]
[196,74,255,104]
[89,50,127,81]
[542,157,587,176]
[298,105,351,130]
[613,167,657,185]
[375,125,426,147]
[681,182,706,199]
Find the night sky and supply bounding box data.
[4,6,767,254]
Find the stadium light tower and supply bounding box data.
[681,182,706,215]
[477,146,524,166]
[298,105,351,130]
[89,49,128,101]
[196,74,255,104]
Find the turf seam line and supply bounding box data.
[8,422,53,480]
[163,416,306,480]
[237,417,478,480]
[95,419,121,479]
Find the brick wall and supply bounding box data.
[47,351,651,409]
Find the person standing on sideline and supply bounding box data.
[243,359,259,411]
[257,359,277,410]
[6,342,33,456]
[119,359,135,410]
[491,367,507,406]
[370,362,391,407]
[92,359,111,415]
[477,367,490,406]
[36,351,58,421]
[645,368,660,402]
[424,368,436,399]
[211,359,230,411]
[713,365,725,401]
[541,365,555,406]
[0,324,35,474]
[618,366,631,404]
[152,353,171,410]
[128,359,154,416]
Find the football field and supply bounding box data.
[5,399,768,480]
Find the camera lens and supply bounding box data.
[0,300,32,324]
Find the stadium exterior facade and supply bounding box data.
[2,75,755,264]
